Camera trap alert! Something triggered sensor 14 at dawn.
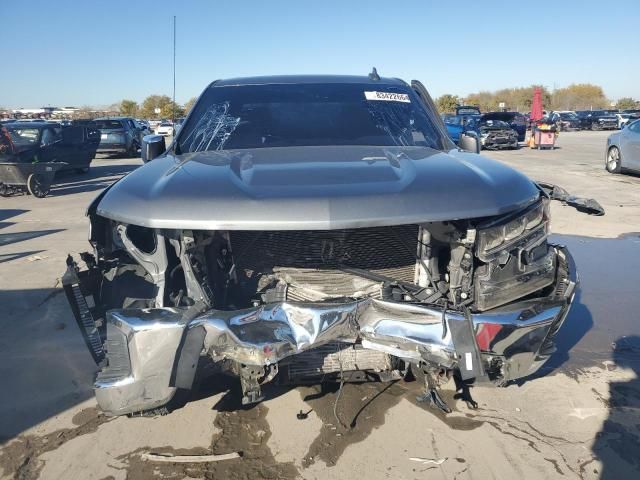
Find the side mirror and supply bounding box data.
[459,131,481,154]
[141,134,166,163]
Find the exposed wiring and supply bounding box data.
[441,300,448,339]
[333,346,348,430]
[390,227,440,295]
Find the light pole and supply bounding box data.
[172,15,176,125]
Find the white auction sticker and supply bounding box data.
[364,91,411,103]
[465,352,473,371]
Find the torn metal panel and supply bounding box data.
[116,225,168,307]
[537,181,605,216]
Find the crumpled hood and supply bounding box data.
[96,145,540,230]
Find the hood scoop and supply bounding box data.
[228,149,415,197]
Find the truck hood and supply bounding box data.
[96,145,540,230]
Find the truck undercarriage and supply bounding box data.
[63,196,577,416]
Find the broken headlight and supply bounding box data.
[474,199,554,311]
[476,199,549,261]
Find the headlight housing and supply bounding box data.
[474,198,555,311]
[476,199,549,261]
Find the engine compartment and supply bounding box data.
[90,218,485,313]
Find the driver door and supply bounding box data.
[37,126,63,163]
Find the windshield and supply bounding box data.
[442,114,462,126]
[559,112,578,119]
[178,83,447,152]
[5,126,40,146]
[93,120,123,129]
[457,107,481,115]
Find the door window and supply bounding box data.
[40,128,61,146]
[62,126,85,144]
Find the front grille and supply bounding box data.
[229,225,419,283]
[284,342,391,380]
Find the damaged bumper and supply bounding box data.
[83,246,576,416]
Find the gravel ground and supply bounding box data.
[1,133,639,480]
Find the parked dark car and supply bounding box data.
[93,117,142,157]
[480,112,527,141]
[1,121,98,173]
[64,74,582,417]
[575,110,618,130]
[465,117,519,149]
[549,111,581,131]
[591,111,618,131]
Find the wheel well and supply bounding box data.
[607,145,620,155]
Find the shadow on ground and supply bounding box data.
[0,288,96,441]
[49,162,140,196]
[0,209,61,262]
[593,335,640,479]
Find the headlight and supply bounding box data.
[476,199,549,260]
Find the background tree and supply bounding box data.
[160,101,185,119]
[119,99,138,117]
[183,97,197,114]
[616,97,638,110]
[435,94,459,113]
[105,103,120,115]
[464,85,551,112]
[464,91,497,112]
[139,95,173,119]
[72,106,99,119]
[551,84,608,110]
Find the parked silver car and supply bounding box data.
[605,119,640,174]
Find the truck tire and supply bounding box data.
[27,174,50,198]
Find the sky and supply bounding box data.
[1,0,639,108]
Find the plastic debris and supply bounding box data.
[409,457,447,465]
[141,452,241,463]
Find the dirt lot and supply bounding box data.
[1,131,639,479]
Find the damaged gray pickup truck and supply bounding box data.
[63,73,581,416]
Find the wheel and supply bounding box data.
[126,144,138,158]
[0,183,9,197]
[27,174,50,198]
[606,146,622,174]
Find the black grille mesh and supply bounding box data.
[229,225,419,283]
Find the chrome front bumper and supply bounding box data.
[92,246,576,416]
